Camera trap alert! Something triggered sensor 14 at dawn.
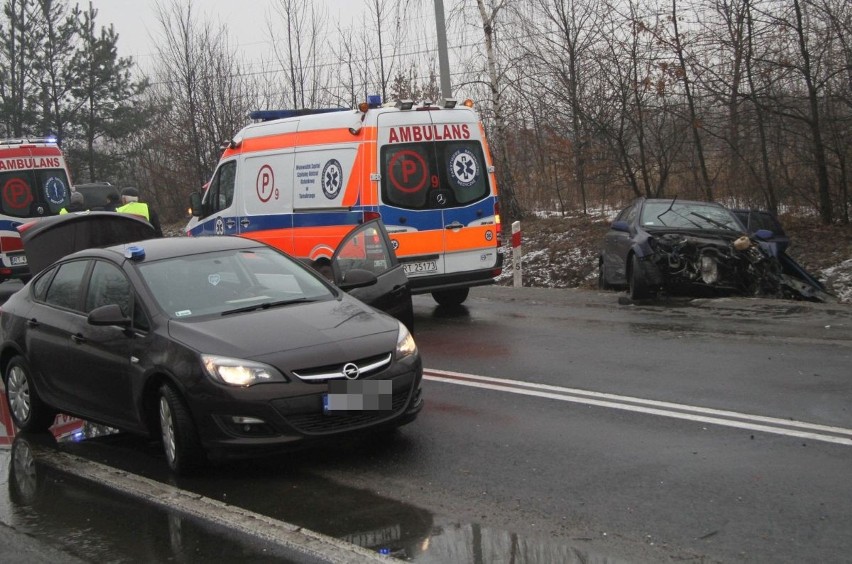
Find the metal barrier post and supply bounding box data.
[512,221,522,288]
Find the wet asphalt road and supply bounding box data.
[2,282,851,562]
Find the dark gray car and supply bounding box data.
[1,229,423,475]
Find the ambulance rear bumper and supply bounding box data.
[407,253,503,295]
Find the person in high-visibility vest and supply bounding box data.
[59,191,86,214]
[117,187,163,237]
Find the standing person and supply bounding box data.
[103,191,120,212]
[59,191,86,214]
[117,187,164,237]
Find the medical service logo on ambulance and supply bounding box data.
[44,176,66,205]
[321,159,343,199]
[449,149,479,188]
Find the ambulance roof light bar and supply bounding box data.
[396,99,414,111]
[248,108,348,122]
[0,137,59,146]
[444,98,457,109]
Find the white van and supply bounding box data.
[187,97,503,306]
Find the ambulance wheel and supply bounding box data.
[4,356,57,432]
[432,288,469,306]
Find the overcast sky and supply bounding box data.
[88,0,371,72]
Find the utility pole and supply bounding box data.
[434,0,452,99]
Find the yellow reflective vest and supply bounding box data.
[116,201,150,220]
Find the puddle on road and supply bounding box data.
[0,437,301,563]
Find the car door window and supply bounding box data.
[85,261,132,316]
[44,260,89,311]
[334,223,393,276]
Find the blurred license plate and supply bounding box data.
[10,255,27,265]
[403,260,437,275]
[323,380,392,413]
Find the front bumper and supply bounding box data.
[190,356,424,458]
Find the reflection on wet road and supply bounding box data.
[0,427,628,563]
[0,434,300,563]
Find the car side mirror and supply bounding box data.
[754,229,774,240]
[611,220,630,233]
[88,304,131,327]
[337,268,377,290]
[189,192,203,217]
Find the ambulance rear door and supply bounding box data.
[377,110,499,283]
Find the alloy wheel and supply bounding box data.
[159,396,176,466]
[7,365,31,424]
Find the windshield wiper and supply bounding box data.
[221,297,313,316]
[656,195,678,224]
[690,212,735,231]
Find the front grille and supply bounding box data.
[291,352,392,382]
[280,393,409,434]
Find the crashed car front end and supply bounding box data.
[647,230,778,294]
[643,230,825,301]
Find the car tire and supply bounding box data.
[4,356,57,432]
[432,288,469,306]
[158,383,207,475]
[628,254,651,300]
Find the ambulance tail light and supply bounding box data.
[494,201,502,246]
[363,211,381,222]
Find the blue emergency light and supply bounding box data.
[249,108,349,122]
[124,246,145,260]
[367,94,382,107]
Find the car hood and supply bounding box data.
[166,296,398,359]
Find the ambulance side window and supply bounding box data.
[207,161,236,214]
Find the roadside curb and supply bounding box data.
[31,445,396,564]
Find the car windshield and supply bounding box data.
[641,202,741,231]
[137,247,335,319]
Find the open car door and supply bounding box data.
[332,218,414,331]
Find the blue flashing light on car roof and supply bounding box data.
[367,94,382,107]
[124,245,145,260]
[249,108,349,122]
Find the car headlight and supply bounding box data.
[201,355,287,387]
[395,322,418,360]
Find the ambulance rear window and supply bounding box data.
[0,169,69,218]
[381,141,490,210]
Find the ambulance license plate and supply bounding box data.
[10,255,27,265]
[403,260,437,275]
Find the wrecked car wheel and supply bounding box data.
[628,254,652,300]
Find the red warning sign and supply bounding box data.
[3,178,33,210]
[256,164,275,202]
[388,150,428,194]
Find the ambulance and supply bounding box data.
[186,97,503,306]
[0,138,72,282]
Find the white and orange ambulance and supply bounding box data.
[186,97,503,306]
[0,138,72,282]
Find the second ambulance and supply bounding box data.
[186,97,503,306]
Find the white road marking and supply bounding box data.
[423,368,852,446]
